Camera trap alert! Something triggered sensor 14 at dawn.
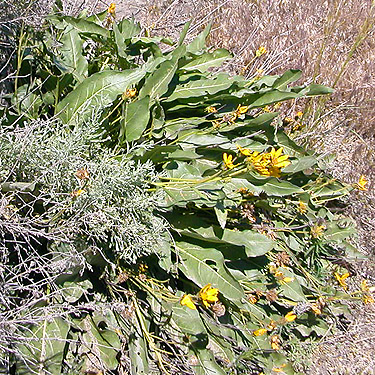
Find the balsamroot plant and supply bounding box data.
[0,3,369,375]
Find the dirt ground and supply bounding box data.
[3,0,375,373]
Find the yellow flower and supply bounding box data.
[236,144,252,156]
[138,263,148,273]
[235,104,249,115]
[199,283,219,309]
[245,147,290,178]
[212,119,222,128]
[284,311,297,322]
[70,189,86,198]
[356,175,368,191]
[255,46,267,57]
[334,272,349,289]
[223,153,237,169]
[360,279,375,293]
[363,294,375,304]
[296,111,303,118]
[108,3,116,15]
[263,105,271,112]
[253,328,267,336]
[311,224,326,238]
[283,116,294,124]
[274,271,294,284]
[123,88,137,100]
[205,106,217,113]
[180,294,196,310]
[269,147,291,169]
[310,303,322,315]
[297,201,307,214]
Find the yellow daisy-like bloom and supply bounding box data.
[334,272,349,289]
[284,311,297,322]
[297,200,307,214]
[205,106,217,113]
[253,328,268,336]
[255,46,267,57]
[240,147,290,177]
[180,294,196,310]
[199,283,219,309]
[263,105,271,113]
[296,111,303,118]
[356,175,368,191]
[108,2,116,14]
[223,153,236,170]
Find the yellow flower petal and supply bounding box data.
[180,294,196,310]
[253,328,267,336]
[237,144,252,156]
[199,284,220,309]
[335,272,350,289]
[108,2,116,14]
[356,175,368,191]
[284,311,297,322]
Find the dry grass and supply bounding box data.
[4,0,375,373]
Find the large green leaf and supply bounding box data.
[139,45,186,101]
[165,73,235,102]
[80,314,121,371]
[222,229,274,257]
[49,15,109,37]
[181,49,232,73]
[56,27,88,82]
[129,321,149,375]
[190,347,227,375]
[176,241,245,303]
[283,156,317,174]
[169,212,273,256]
[120,96,150,142]
[57,69,146,123]
[171,305,206,337]
[226,177,303,197]
[16,317,70,375]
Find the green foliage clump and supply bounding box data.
[0,5,366,375]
